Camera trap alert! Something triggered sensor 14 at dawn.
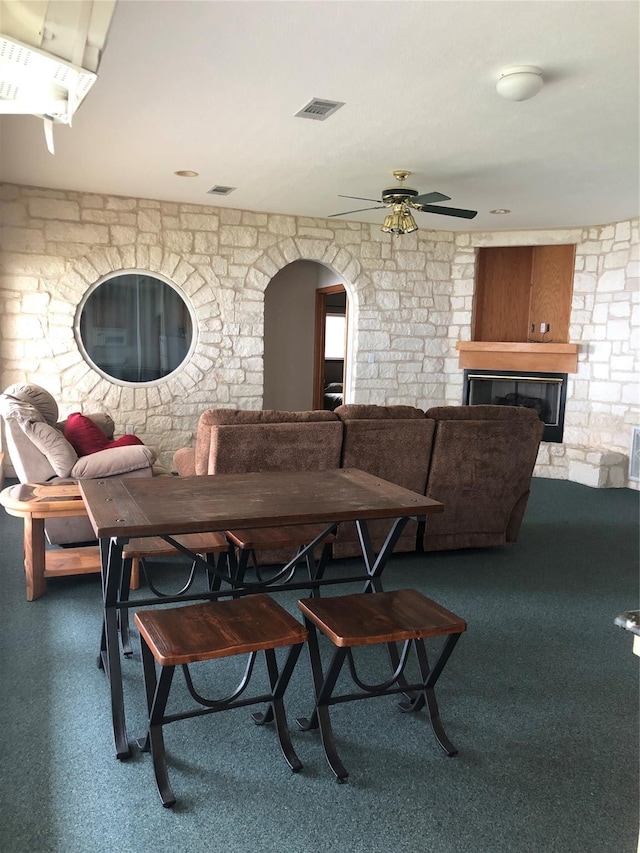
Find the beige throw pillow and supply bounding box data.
[22,419,78,477]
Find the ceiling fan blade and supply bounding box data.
[328,205,386,217]
[415,203,478,219]
[337,194,384,204]
[412,191,451,205]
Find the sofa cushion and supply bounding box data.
[335,404,425,420]
[22,418,78,477]
[193,409,340,475]
[422,405,544,551]
[332,413,435,559]
[1,383,59,425]
[71,445,156,479]
[210,421,344,475]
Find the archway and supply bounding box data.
[263,260,347,410]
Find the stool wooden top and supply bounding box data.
[226,523,335,550]
[122,531,228,559]
[134,593,308,666]
[298,589,467,647]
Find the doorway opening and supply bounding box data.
[313,285,347,410]
[263,261,349,411]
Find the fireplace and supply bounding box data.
[463,369,567,442]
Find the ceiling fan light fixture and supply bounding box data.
[496,65,543,102]
[381,204,418,235]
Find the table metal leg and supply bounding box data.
[355,516,409,593]
[99,536,131,759]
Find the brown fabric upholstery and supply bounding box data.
[332,405,434,558]
[422,405,544,551]
[334,404,426,421]
[210,421,343,475]
[174,408,344,565]
[177,407,341,476]
[173,402,543,559]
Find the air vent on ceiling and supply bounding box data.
[207,185,236,196]
[295,98,345,121]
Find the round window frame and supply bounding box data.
[74,269,198,387]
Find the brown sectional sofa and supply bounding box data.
[173,403,544,559]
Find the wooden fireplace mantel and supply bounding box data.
[456,341,579,373]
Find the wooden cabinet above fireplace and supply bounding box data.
[472,244,575,343]
[461,244,579,373]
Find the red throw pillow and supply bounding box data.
[64,413,145,456]
[105,435,144,450]
[64,412,110,456]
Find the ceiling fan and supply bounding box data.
[329,170,477,233]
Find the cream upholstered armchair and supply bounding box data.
[0,383,167,545]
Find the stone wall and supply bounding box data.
[1,182,638,488]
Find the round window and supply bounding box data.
[76,271,195,384]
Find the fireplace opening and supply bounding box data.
[463,369,567,442]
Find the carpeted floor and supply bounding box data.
[0,477,638,853]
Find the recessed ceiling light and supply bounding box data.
[174,170,199,178]
[490,208,511,215]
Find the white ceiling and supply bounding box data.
[1,0,638,232]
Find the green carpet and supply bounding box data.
[0,478,638,853]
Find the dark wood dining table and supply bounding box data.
[79,468,444,759]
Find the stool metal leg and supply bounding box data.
[138,637,177,808]
[398,634,462,757]
[297,620,464,779]
[296,621,350,782]
[252,646,304,773]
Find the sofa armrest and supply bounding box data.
[173,447,196,477]
[71,445,156,479]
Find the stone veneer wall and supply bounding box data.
[1,183,638,489]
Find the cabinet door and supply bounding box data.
[472,247,533,342]
[528,245,575,343]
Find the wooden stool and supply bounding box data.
[296,588,467,782]
[119,532,230,656]
[226,523,335,591]
[134,593,308,807]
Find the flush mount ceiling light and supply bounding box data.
[496,66,543,102]
[174,170,199,177]
[490,208,511,215]
[381,203,418,235]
